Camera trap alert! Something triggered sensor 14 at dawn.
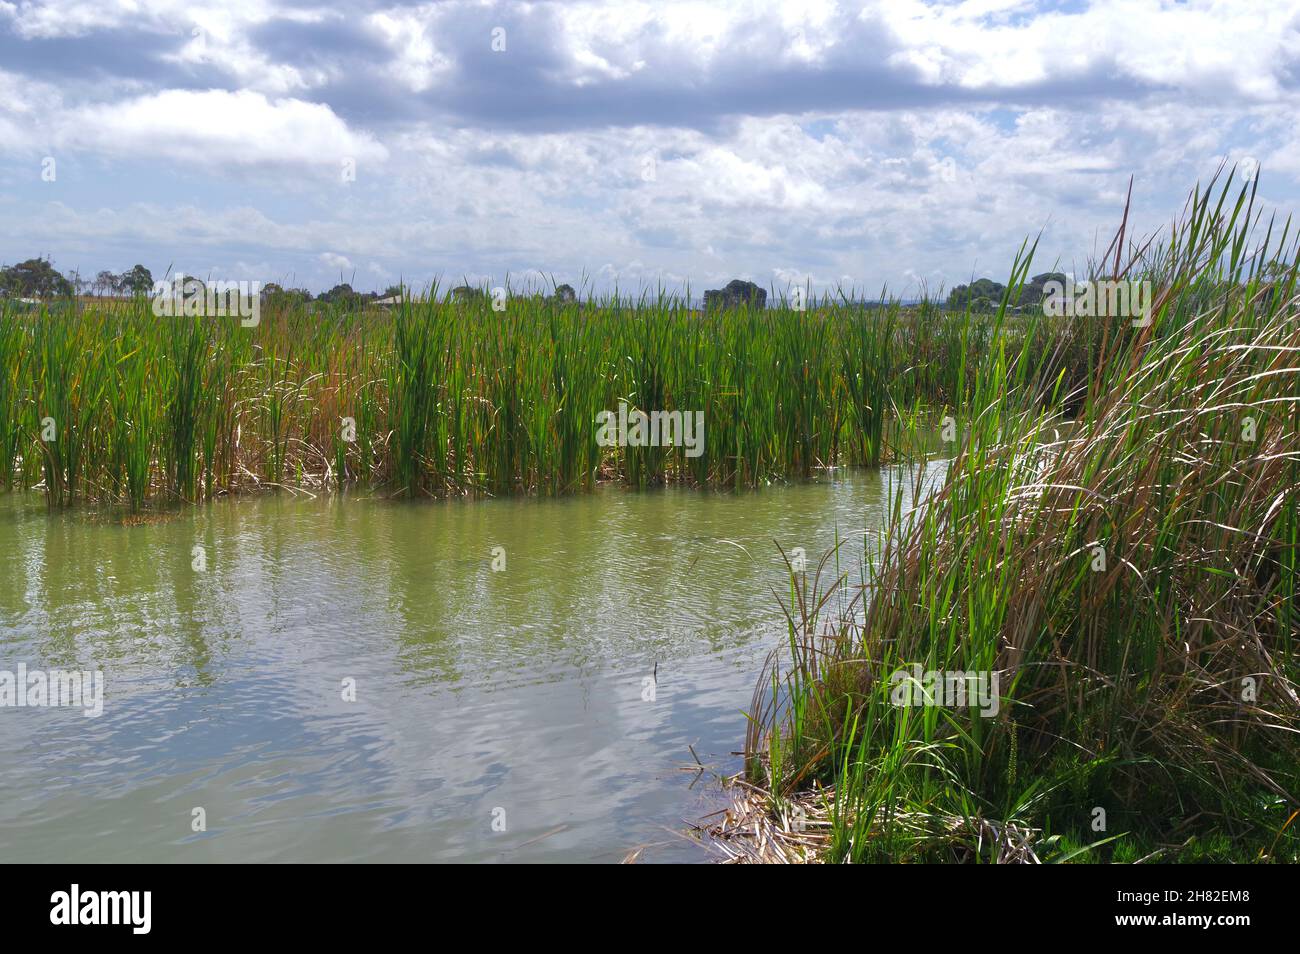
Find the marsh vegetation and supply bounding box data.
[3,172,1296,864]
[733,174,1300,863]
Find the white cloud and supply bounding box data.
[59,89,387,169]
[366,7,454,93]
[319,252,353,270]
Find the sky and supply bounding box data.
[1,0,1299,298]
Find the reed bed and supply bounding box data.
[744,173,1300,863]
[0,288,1012,509]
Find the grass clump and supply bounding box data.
[737,172,1300,863]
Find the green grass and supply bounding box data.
[743,171,1300,863]
[0,285,1024,508]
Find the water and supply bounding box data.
[0,467,934,862]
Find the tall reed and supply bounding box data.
[743,172,1300,863]
[0,220,1257,510]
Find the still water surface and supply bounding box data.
[0,467,935,862]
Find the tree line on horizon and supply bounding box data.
[3,253,1074,312]
[0,258,154,299]
[0,258,580,307]
[0,256,409,305]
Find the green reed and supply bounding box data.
[747,171,1300,863]
[0,264,1140,508]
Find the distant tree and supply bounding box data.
[119,264,154,296]
[450,285,486,303]
[553,283,577,303]
[175,274,206,296]
[0,258,75,298]
[382,284,406,299]
[260,283,315,311]
[946,278,1006,311]
[318,283,362,307]
[94,269,118,297]
[65,267,87,297]
[703,279,766,311]
[1017,272,1068,308]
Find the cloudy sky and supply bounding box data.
[1,0,1298,298]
